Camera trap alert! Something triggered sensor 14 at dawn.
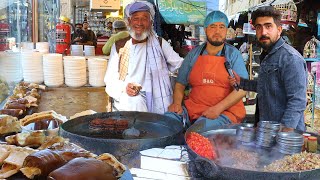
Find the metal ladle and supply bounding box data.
[123,113,140,138]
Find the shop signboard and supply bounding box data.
[90,0,120,11]
[158,0,206,25]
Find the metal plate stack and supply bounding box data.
[236,123,255,143]
[276,132,303,155]
[256,121,280,148]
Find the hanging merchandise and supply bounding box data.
[303,36,320,59]
[56,16,72,55]
[236,28,244,38]
[272,0,297,22]
[318,12,320,37]
[0,17,9,51]
[226,27,236,40]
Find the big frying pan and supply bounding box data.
[60,111,184,168]
[185,121,320,180]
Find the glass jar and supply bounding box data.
[303,133,311,151]
[307,136,318,153]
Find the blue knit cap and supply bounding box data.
[129,2,150,15]
[204,11,229,28]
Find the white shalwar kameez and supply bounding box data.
[104,38,183,113]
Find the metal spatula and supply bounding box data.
[123,114,140,138]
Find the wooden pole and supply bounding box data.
[249,43,253,80]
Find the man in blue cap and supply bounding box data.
[104,1,183,114]
[165,11,248,128]
[102,20,129,55]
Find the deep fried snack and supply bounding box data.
[97,153,126,177]
[0,115,21,135]
[20,110,67,127]
[48,157,117,180]
[5,131,46,147]
[0,109,23,117]
[0,146,36,179]
[20,149,66,179]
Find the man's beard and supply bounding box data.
[129,28,150,41]
[207,36,225,46]
[258,35,275,50]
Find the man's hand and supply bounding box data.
[74,37,80,42]
[202,105,223,119]
[168,103,183,114]
[126,83,139,96]
[228,71,240,88]
[281,127,294,132]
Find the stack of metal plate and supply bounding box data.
[277,132,303,154]
[256,121,280,148]
[236,123,255,143]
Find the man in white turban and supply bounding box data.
[104,1,183,114]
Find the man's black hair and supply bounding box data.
[75,23,83,27]
[251,6,282,26]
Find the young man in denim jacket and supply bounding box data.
[230,6,307,132]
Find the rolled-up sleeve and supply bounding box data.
[229,49,249,79]
[176,52,193,86]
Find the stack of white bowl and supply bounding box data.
[0,51,22,83]
[20,50,44,84]
[88,58,107,87]
[84,45,95,56]
[36,42,50,53]
[43,53,64,87]
[63,56,87,87]
[71,45,83,56]
[20,42,34,50]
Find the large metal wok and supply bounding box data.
[185,121,320,180]
[60,111,184,168]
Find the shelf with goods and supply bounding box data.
[74,8,106,35]
[87,12,107,34]
[306,63,320,134]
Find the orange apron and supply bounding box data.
[184,52,245,124]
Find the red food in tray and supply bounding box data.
[187,132,216,160]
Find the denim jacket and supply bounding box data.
[240,38,307,131]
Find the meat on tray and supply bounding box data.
[89,118,129,133]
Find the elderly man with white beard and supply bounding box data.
[104,1,183,114]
